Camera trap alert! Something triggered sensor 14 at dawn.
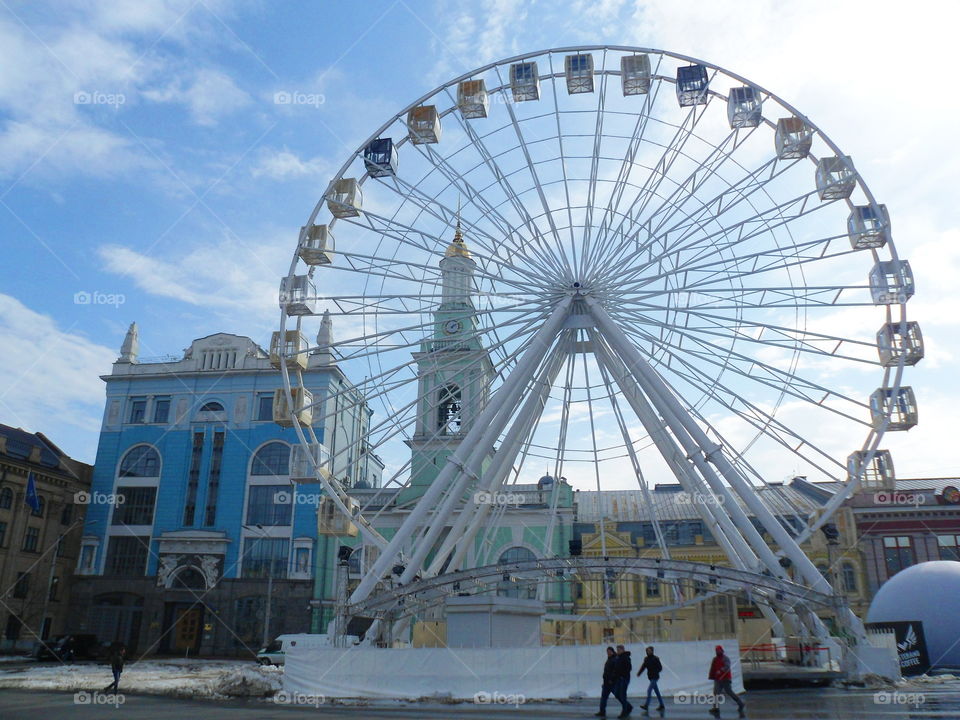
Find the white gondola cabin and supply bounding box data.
[846,449,895,488]
[869,387,918,431]
[565,53,594,94]
[363,138,398,177]
[774,117,812,159]
[269,330,309,370]
[510,61,540,102]
[621,54,651,95]
[326,178,362,218]
[727,86,762,128]
[877,321,924,367]
[869,260,914,305]
[458,79,489,119]
[408,105,442,144]
[318,496,358,536]
[290,442,331,482]
[298,224,335,265]
[815,156,856,200]
[279,275,317,316]
[847,204,890,250]
[272,386,313,427]
[676,64,709,106]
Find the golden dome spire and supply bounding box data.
[444,198,471,258]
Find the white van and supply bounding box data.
[256,633,358,665]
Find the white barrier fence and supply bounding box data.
[284,639,743,700]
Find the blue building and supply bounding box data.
[70,322,382,656]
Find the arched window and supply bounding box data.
[170,567,207,591]
[200,401,224,412]
[842,563,858,593]
[0,486,13,509]
[251,442,290,476]
[119,446,161,478]
[497,546,537,599]
[437,384,462,435]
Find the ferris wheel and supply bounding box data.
[274,46,919,636]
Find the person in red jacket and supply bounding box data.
[707,645,745,716]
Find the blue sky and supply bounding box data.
[1,0,957,484]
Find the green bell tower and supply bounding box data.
[403,217,494,501]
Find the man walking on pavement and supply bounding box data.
[636,645,665,712]
[596,647,618,717]
[708,645,745,716]
[613,644,633,718]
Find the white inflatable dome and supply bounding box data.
[867,560,960,668]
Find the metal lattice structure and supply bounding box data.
[275,46,920,645]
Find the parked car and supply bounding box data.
[255,633,357,665]
[31,634,107,661]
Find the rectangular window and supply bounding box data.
[183,431,204,526]
[0,521,6,547]
[4,615,21,640]
[883,535,914,576]
[79,544,96,572]
[105,536,149,576]
[60,503,73,525]
[49,576,59,601]
[241,537,289,579]
[938,534,960,562]
[294,546,311,574]
[128,398,147,424]
[204,431,224,526]
[153,397,171,423]
[245,485,292,526]
[13,572,29,599]
[112,487,157,526]
[22,526,39,552]
[646,576,660,598]
[257,394,274,421]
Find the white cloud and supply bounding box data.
[250,147,331,181]
[143,68,252,127]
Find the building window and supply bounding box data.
[79,543,97,573]
[204,431,225,527]
[119,446,161,478]
[437,384,462,435]
[938,534,960,562]
[645,576,660,598]
[241,537,289,579]
[883,536,915,577]
[0,521,6,547]
[112,487,157,526]
[105,536,149,576]
[183,431,204,526]
[0,486,11,509]
[153,397,171,423]
[5,615,22,640]
[842,563,858,593]
[245,485,292,526]
[575,582,584,599]
[60,503,73,525]
[49,576,59,602]
[200,401,224,412]
[256,394,274,421]
[293,545,311,575]
[22,526,39,552]
[31,495,44,518]
[13,572,29,599]
[251,442,290,476]
[128,397,147,424]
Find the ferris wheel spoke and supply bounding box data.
[576,57,612,280]
[545,54,581,272]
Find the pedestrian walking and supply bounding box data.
[707,645,745,716]
[596,646,618,717]
[104,644,126,693]
[613,644,634,718]
[636,645,664,712]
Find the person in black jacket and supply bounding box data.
[637,645,665,712]
[613,645,633,718]
[596,646,618,717]
[104,644,126,693]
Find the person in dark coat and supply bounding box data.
[596,646,618,717]
[636,645,664,712]
[708,645,745,716]
[104,644,126,693]
[613,644,633,718]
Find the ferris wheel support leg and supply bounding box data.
[590,301,857,642]
[348,299,572,609]
[592,336,791,636]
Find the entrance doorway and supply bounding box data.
[162,603,203,653]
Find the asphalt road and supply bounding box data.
[2,686,960,720]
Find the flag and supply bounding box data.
[24,472,40,513]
